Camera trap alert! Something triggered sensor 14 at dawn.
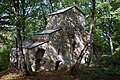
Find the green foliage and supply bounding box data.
[77,66,120,80]
[99,48,120,67]
[113,8,120,20]
[91,67,120,80]
[0,45,10,71]
[115,46,120,52]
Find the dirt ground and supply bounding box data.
[1,67,120,80]
[0,68,73,80]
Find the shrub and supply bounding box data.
[98,48,120,67]
[0,45,10,71]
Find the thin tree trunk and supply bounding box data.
[109,36,114,54]
[71,0,96,74]
[13,0,29,75]
[49,0,54,12]
[15,37,18,68]
[88,0,96,36]
[71,43,89,74]
[108,18,114,55]
[12,0,21,70]
[21,0,26,41]
[87,0,96,66]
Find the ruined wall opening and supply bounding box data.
[35,48,45,71]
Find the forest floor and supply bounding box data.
[0,66,120,80]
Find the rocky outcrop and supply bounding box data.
[10,6,90,71]
[35,6,89,70]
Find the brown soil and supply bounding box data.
[1,67,120,80]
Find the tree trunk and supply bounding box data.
[71,0,96,74]
[108,18,114,55]
[13,0,30,75]
[21,0,26,41]
[49,0,54,12]
[109,36,114,54]
[87,0,96,66]
[15,37,18,68]
[71,43,89,74]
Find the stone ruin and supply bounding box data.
[10,6,90,71]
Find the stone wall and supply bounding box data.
[38,7,89,69]
[10,7,90,71]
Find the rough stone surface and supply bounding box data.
[10,6,90,71]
